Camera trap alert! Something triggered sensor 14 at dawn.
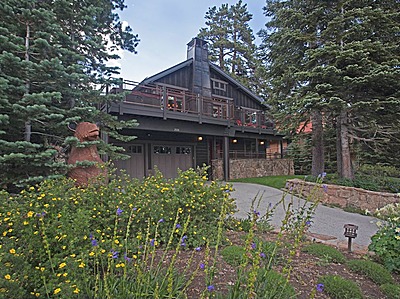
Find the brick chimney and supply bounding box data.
[187,37,212,98]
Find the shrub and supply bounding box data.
[221,246,246,267]
[358,164,400,178]
[302,243,346,264]
[347,259,394,285]
[318,275,363,299]
[380,283,400,299]
[222,269,297,299]
[0,167,235,298]
[369,204,400,273]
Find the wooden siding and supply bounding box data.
[153,64,192,90]
[195,139,209,167]
[210,71,263,110]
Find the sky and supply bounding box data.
[115,0,268,83]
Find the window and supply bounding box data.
[212,79,227,92]
[127,145,142,154]
[167,96,182,111]
[176,146,191,154]
[154,146,172,154]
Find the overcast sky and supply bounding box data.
[115,0,268,83]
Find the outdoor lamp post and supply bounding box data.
[344,224,358,252]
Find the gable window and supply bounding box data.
[212,79,227,92]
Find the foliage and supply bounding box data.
[198,1,264,93]
[347,259,394,285]
[302,244,346,264]
[369,204,400,273]
[0,167,235,298]
[358,165,400,179]
[221,245,246,267]
[318,275,363,299]
[231,175,304,190]
[380,283,400,299]
[259,0,400,179]
[0,0,139,190]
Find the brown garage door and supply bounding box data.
[153,145,193,178]
[113,144,145,179]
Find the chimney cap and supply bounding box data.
[187,37,208,48]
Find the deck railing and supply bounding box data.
[109,81,274,130]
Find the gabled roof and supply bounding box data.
[209,63,270,109]
[141,59,193,85]
[139,57,270,110]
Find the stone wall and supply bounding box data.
[211,158,294,181]
[286,179,400,211]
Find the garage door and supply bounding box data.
[113,144,145,179]
[153,145,193,178]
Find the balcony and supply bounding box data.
[108,81,275,133]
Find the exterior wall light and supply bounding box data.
[232,139,238,143]
[344,224,358,252]
[197,136,203,141]
[260,141,265,145]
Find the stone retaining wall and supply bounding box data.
[286,179,399,211]
[212,159,294,181]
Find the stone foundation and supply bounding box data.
[286,179,399,212]
[211,158,294,181]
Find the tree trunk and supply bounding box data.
[337,110,354,179]
[311,109,324,176]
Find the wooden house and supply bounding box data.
[108,38,292,180]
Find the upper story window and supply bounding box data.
[212,79,227,92]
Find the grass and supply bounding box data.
[302,243,346,264]
[318,275,363,299]
[230,175,304,189]
[347,259,394,285]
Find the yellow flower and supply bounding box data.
[9,248,15,254]
[73,288,80,294]
[27,211,34,218]
[59,262,66,269]
[78,262,85,268]
[89,252,95,256]
[54,288,61,295]
[114,239,120,245]
[4,274,11,280]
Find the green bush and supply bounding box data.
[369,204,400,273]
[380,283,400,299]
[347,259,394,285]
[221,246,246,267]
[222,269,296,299]
[302,243,346,264]
[318,275,363,299]
[0,167,235,298]
[358,164,400,178]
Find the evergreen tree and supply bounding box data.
[259,0,400,178]
[198,1,259,89]
[0,0,139,190]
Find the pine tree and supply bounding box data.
[198,1,259,89]
[0,0,139,190]
[259,0,400,178]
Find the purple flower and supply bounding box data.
[207,285,215,292]
[91,239,98,247]
[322,184,328,193]
[251,242,256,250]
[150,239,155,246]
[181,242,186,247]
[158,218,164,223]
[181,235,187,241]
[253,210,260,217]
[260,252,266,258]
[195,247,201,252]
[306,220,312,227]
[111,250,118,259]
[322,172,327,178]
[316,283,324,292]
[199,263,205,270]
[124,254,132,262]
[176,224,181,229]
[133,207,137,211]
[116,207,123,216]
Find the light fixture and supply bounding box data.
[197,136,203,141]
[232,139,238,143]
[260,141,265,145]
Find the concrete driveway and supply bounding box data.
[230,182,380,251]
